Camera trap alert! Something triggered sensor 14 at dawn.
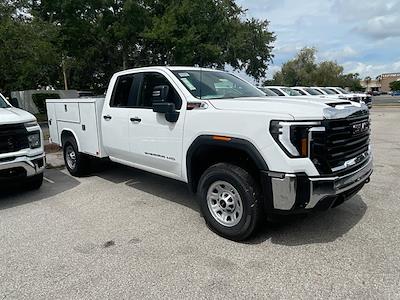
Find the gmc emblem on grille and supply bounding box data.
[352,121,369,134]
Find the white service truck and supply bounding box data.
[0,93,45,189]
[46,67,373,240]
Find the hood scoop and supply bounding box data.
[326,101,352,107]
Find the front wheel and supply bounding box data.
[198,163,261,241]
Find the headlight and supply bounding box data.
[28,132,41,149]
[24,121,38,128]
[270,120,321,158]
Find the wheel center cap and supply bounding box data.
[219,192,235,211]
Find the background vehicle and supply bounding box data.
[0,93,45,189]
[262,86,302,97]
[326,87,372,108]
[47,67,372,241]
[392,91,400,96]
[258,87,279,96]
[292,87,324,96]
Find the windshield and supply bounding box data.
[259,87,278,96]
[282,87,302,96]
[321,88,337,95]
[305,88,323,95]
[0,93,10,108]
[172,70,265,100]
[336,87,348,94]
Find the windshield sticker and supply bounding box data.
[178,72,190,77]
[181,78,197,91]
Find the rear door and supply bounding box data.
[101,74,141,161]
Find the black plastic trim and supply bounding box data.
[186,135,269,193]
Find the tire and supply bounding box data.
[25,173,43,190]
[63,136,89,176]
[198,163,261,241]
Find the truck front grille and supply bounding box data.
[310,111,370,175]
[0,124,29,154]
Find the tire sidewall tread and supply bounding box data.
[198,162,260,241]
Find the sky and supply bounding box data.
[235,0,400,80]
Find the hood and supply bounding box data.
[0,107,36,125]
[208,96,367,120]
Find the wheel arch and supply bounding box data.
[186,135,269,193]
[60,129,81,151]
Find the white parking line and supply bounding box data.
[44,177,55,184]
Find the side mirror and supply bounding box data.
[10,98,20,108]
[153,102,180,123]
[152,85,170,103]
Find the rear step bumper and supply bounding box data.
[262,156,373,213]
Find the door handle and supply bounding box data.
[103,115,112,121]
[130,117,142,123]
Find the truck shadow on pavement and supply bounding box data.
[94,162,368,245]
[93,162,198,212]
[0,168,80,210]
[249,195,367,246]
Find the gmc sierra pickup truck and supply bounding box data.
[0,93,45,189]
[46,67,373,241]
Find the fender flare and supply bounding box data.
[186,135,269,192]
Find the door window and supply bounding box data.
[110,74,141,107]
[138,73,182,109]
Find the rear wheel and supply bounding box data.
[63,136,89,176]
[198,163,261,241]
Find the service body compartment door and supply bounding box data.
[46,102,59,144]
[78,102,101,156]
[55,102,80,123]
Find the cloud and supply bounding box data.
[342,60,400,78]
[332,0,400,40]
[321,46,358,61]
[234,0,400,79]
[355,15,400,39]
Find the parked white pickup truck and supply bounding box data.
[46,67,373,240]
[325,87,372,109]
[0,93,45,189]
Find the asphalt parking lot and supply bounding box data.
[1,107,400,299]
[372,95,400,106]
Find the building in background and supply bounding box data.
[361,73,400,93]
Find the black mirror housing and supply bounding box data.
[153,102,180,123]
[153,102,175,113]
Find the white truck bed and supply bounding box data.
[46,98,107,158]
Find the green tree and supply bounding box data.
[389,80,400,91]
[267,47,363,90]
[143,0,275,80]
[0,7,61,95]
[267,47,317,86]
[1,0,275,93]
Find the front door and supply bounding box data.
[128,71,185,179]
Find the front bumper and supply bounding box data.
[262,157,373,213]
[0,153,45,180]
